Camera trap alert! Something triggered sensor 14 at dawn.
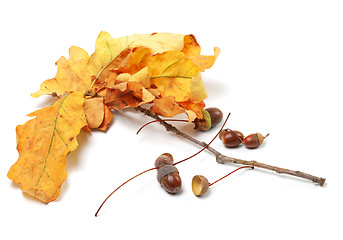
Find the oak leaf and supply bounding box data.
[150,96,185,118]
[128,32,185,53]
[84,97,105,129]
[31,47,90,98]
[7,91,87,203]
[178,100,206,119]
[118,47,152,74]
[148,51,199,102]
[189,72,208,103]
[182,34,220,72]
[98,104,113,131]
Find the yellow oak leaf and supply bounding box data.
[89,43,132,85]
[148,51,199,102]
[31,47,90,98]
[87,32,132,77]
[189,72,208,103]
[7,91,87,203]
[128,32,185,53]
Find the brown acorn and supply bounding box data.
[243,133,269,149]
[157,165,182,194]
[219,129,244,148]
[194,107,223,131]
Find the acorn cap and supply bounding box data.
[193,109,211,131]
[192,175,210,196]
[256,133,266,145]
[157,165,179,183]
[155,153,174,168]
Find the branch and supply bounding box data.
[135,106,326,186]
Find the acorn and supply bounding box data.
[155,153,182,194]
[194,107,223,131]
[157,165,182,194]
[243,133,269,149]
[219,129,244,148]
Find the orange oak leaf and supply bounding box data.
[105,88,142,110]
[182,34,220,72]
[178,100,206,119]
[119,47,152,75]
[7,91,87,203]
[150,96,185,118]
[150,97,203,122]
[98,104,113,131]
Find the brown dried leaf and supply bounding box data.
[84,97,105,129]
[150,96,185,118]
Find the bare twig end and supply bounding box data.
[316,177,326,187]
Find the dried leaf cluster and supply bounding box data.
[8,32,219,203]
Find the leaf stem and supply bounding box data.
[95,167,157,217]
[135,106,326,186]
[209,166,254,186]
[136,119,189,135]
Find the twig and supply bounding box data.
[135,106,326,186]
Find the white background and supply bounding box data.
[1,0,342,239]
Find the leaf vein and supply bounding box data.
[36,94,70,186]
